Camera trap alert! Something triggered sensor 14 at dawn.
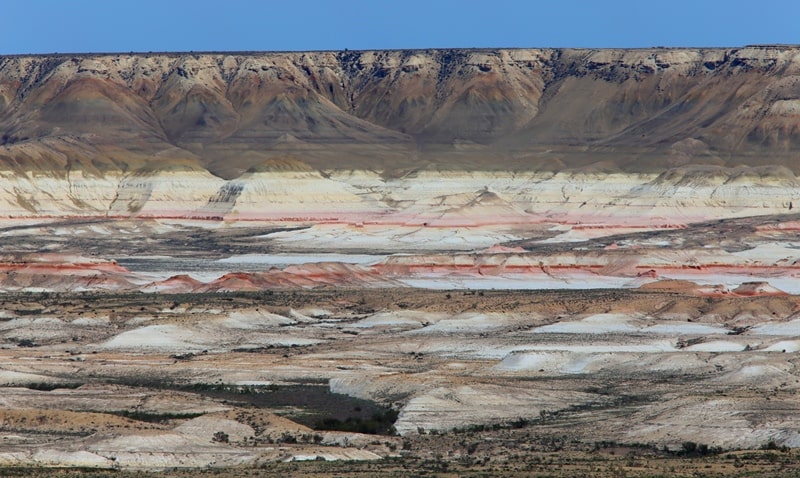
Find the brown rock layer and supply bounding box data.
[2,47,800,177]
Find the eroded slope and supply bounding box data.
[2,47,800,177]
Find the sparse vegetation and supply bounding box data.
[314,409,399,435]
[111,410,204,423]
[211,431,229,443]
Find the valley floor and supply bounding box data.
[0,211,798,471]
[2,288,800,471]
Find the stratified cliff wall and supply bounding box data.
[0,47,799,219]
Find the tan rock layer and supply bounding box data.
[0,169,796,223]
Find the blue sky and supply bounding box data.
[2,0,798,54]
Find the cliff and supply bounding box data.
[2,47,800,177]
[1,47,799,219]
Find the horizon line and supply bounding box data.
[3,44,800,58]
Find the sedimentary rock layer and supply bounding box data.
[0,168,796,226]
[3,47,800,175]
[1,47,799,226]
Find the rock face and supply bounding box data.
[2,47,800,221]
[3,47,800,172]
[0,167,797,224]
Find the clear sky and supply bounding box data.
[2,0,798,54]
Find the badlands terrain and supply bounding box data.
[1,46,800,475]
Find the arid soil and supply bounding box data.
[4,448,800,477]
[0,204,798,475]
[2,287,800,472]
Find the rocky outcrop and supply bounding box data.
[0,254,401,293]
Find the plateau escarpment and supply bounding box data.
[1,48,800,225]
[3,47,800,174]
